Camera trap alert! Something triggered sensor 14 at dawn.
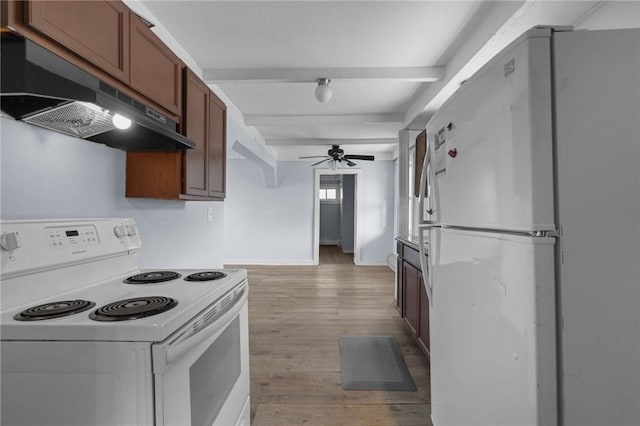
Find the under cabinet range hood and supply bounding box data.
[0,33,194,151]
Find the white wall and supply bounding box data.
[224,159,395,265]
[0,117,225,269]
[223,160,314,264]
[576,1,640,30]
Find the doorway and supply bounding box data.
[313,169,362,265]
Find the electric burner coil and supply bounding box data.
[90,296,178,321]
[14,300,96,321]
[184,271,227,281]
[124,271,181,284]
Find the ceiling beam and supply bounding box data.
[246,114,403,126]
[402,0,605,129]
[203,67,444,83]
[265,138,397,146]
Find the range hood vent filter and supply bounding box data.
[23,101,116,138]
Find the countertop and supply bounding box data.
[395,235,424,252]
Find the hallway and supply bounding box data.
[319,245,354,265]
[240,264,432,425]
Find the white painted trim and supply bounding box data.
[248,114,403,126]
[266,138,397,146]
[225,260,315,266]
[203,66,444,83]
[319,240,340,245]
[313,168,362,266]
[357,261,390,266]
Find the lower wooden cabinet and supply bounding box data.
[126,69,226,201]
[417,272,430,355]
[403,261,419,335]
[397,239,430,359]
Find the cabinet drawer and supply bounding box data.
[396,241,404,257]
[403,244,422,270]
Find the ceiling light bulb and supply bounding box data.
[315,78,332,103]
[112,113,132,130]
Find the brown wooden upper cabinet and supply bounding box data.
[183,68,210,197]
[23,1,130,84]
[4,1,182,119]
[129,11,182,116]
[182,68,227,199]
[207,92,227,199]
[414,130,427,197]
[125,69,226,201]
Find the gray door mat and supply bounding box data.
[339,335,417,391]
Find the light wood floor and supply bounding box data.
[319,245,354,264]
[236,264,432,426]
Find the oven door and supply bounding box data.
[152,280,250,426]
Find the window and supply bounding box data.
[319,187,339,201]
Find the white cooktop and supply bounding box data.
[1,268,247,342]
[0,218,247,343]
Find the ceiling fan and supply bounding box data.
[299,145,375,167]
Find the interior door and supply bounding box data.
[429,227,557,426]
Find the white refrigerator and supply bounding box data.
[417,27,639,426]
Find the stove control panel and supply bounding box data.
[46,225,99,250]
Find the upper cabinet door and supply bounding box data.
[183,68,209,198]
[129,12,182,116]
[25,0,130,83]
[208,92,226,199]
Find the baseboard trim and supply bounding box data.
[355,260,390,266]
[225,260,315,266]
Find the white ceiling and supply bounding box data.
[135,0,609,161]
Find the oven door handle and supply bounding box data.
[153,285,247,373]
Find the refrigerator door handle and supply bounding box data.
[418,226,433,306]
[417,137,432,222]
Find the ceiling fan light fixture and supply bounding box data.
[314,78,332,103]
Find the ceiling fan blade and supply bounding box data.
[299,155,329,159]
[345,159,357,167]
[311,158,332,166]
[344,154,375,161]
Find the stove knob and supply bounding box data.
[1,232,21,251]
[126,224,138,236]
[114,225,127,238]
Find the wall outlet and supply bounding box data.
[207,207,213,222]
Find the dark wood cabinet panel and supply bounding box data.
[397,239,430,359]
[207,92,226,198]
[183,68,209,197]
[414,130,427,197]
[418,272,430,356]
[125,152,182,199]
[24,0,130,83]
[403,262,419,336]
[396,256,403,314]
[402,243,421,270]
[129,12,182,116]
[126,71,226,201]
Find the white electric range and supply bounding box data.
[1,218,250,426]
